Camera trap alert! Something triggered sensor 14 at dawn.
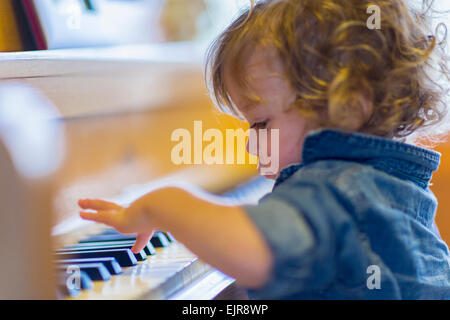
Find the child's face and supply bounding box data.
[224,49,316,179]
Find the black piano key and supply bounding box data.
[163,232,176,242]
[65,240,156,256]
[55,257,122,275]
[100,228,176,243]
[141,242,156,256]
[79,235,157,255]
[100,228,123,235]
[65,240,133,248]
[80,234,137,243]
[55,249,137,267]
[57,263,111,281]
[150,232,170,248]
[56,244,147,261]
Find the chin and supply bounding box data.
[257,164,280,180]
[260,172,278,180]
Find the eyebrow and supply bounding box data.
[239,102,263,119]
[240,94,264,110]
[240,102,256,112]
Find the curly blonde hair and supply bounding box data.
[205,0,449,142]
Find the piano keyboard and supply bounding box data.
[55,176,274,300]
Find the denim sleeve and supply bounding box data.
[243,199,316,299]
[242,180,358,299]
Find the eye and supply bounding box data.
[250,120,268,129]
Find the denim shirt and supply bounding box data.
[243,128,450,299]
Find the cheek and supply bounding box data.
[258,129,303,179]
[278,133,303,167]
[276,120,307,167]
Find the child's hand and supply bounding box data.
[78,188,273,288]
[78,199,154,253]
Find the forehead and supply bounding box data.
[223,47,286,109]
[240,47,284,81]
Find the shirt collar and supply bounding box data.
[274,128,441,189]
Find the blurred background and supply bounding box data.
[0,0,253,51]
[0,0,449,299]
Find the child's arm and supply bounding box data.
[79,186,273,288]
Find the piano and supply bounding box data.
[0,42,274,299]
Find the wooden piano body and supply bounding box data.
[0,43,267,299]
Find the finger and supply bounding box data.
[132,232,153,254]
[79,210,116,226]
[78,199,122,211]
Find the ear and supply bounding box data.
[328,92,374,132]
[358,94,374,124]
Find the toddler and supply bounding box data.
[80,0,450,299]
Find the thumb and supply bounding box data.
[132,232,153,253]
